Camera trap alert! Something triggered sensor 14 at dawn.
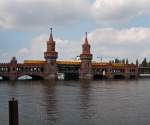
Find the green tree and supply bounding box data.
[148,62,150,67]
[142,58,147,67]
[126,58,129,64]
[122,59,125,64]
[136,59,139,66]
[115,58,120,63]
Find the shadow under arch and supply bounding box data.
[113,74,125,80]
[130,75,136,79]
[64,72,79,80]
[93,74,107,80]
[0,75,10,80]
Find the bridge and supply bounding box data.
[0,58,45,80]
[0,58,138,80]
[0,29,138,80]
[138,67,150,77]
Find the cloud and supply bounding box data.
[88,27,150,62]
[0,52,10,62]
[21,34,81,61]
[0,0,150,29]
[89,27,150,46]
[1,0,150,64]
[141,50,150,58]
[11,27,150,63]
[0,0,90,30]
[56,38,81,60]
[91,0,150,24]
[17,48,29,55]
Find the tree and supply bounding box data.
[148,62,150,67]
[122,59,125,64]
[115,58,120,63]
[126,58,129,64]
[142,58,147,67]
[136,59,139,66]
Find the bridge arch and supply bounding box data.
[18,74,44,80]
[64,72,79,80]
[113,74,125,79]
[93,74,106,80]
[0,75,10,80]
[130,75,136,79]
[18,75,32,80]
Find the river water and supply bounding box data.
[0,79,150,125]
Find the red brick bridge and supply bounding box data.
[0,29,138,80]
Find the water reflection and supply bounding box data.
[0,80,150,125]
[79,80,97,125]
[42,81,60,125]
[80,80,91,114]
[80,81,91,116]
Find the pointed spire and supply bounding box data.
[126,58,129,64]
[136,59,139,66]
[85,32,88,44]
[49,27,53,41]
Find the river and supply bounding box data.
[0,79,150,125]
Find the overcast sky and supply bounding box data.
[0,0,150,63]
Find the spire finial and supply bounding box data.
[50,27,52,34]
[49,27,53,41]
[86,32,87,38]
[85,32,88,44]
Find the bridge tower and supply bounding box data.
[10,57,17,80]
[80,32,93,80]
[44,28,58,80]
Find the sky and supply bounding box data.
[0,0,150,63]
